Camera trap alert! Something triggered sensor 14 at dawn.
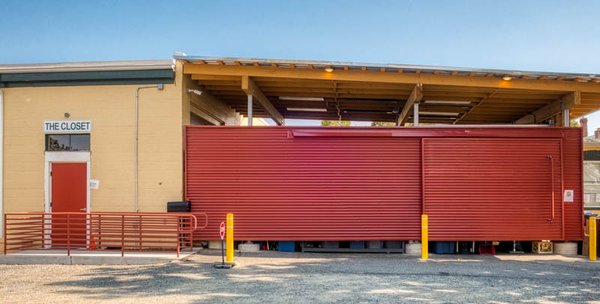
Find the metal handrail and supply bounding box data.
[3,212,200,257]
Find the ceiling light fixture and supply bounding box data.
[324,67,334,72]
[279,96,325,101]
[502,76,513,81]
[287,107,327,112]
[425,100,471,105]
[419,111,460,116]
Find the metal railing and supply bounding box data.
[3,212,207,257]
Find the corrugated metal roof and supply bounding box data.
[176,54,600,83]
[0,59,175,73]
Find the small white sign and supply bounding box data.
[44,120,92,134]
[89,179,100,190]
[219,222,226,240]
[564,189,574,203]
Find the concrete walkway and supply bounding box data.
[0,249,195,265]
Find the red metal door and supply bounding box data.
[51,163,87,247]
[423,138,563,241]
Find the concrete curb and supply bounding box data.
[0,252,195,265]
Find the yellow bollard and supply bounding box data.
[226,213,234,264]
[421,214,428,260]
[590,216,597,262]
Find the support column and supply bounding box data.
[247,95,253,126]
[562,108,570,127]
[413,102,420,126]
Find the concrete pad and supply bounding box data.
[239,243,260,252]
[495,254,586,263]
[0,254,71,265]
[405,242,421,255]
[209,240,224,249]
[0,249,195,265]
[554,242,578,256]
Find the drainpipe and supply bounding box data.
[134,84,164,212]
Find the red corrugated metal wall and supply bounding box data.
[423,138,563,241]
[562,129,584,240]
[185,127,422,241]
[185,126,583,241]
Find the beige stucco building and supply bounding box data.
[0,60,245,248]
[3,55,600,252]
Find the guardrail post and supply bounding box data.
[190,217,194,253]
[98,214,102,249]
[590,216,597,261]
[226,213,234,264]
[3,213,6,255]
[67,214,71,257]
[421,214,428,260]
[41,214,44,249]
[121,215,125,257]
[139,215,142,252]
[176,217,181,258]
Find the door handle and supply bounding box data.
[80,208,87,211]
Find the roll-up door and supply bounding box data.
[423,138,564,241]
[185,127,422,241]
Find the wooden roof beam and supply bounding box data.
[189,90,241,126]
[183,64,600,93]
[453,89,499,124]
[397,83,423,126]
[241,76,284,125]
[515,91,581,124]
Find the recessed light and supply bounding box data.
[324,67,334,73]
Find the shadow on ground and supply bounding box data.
[42,251,600,303]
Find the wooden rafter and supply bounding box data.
[397,83,423,126]
[241,76,284,125]
[515,91,581,124]
[453,89,499,124]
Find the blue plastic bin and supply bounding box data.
[278,241,296,252]
[431,241,455,254]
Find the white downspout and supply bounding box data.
[134,84,163,212]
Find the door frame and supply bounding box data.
[44,151,91,213]
[44,152,91,248]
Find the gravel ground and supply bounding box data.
[1,251,600,303]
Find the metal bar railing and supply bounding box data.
[3,212,200,256]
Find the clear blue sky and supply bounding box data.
[2,0,600,128]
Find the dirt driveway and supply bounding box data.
[1,251,600,303]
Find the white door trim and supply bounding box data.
[44,151,91,213]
